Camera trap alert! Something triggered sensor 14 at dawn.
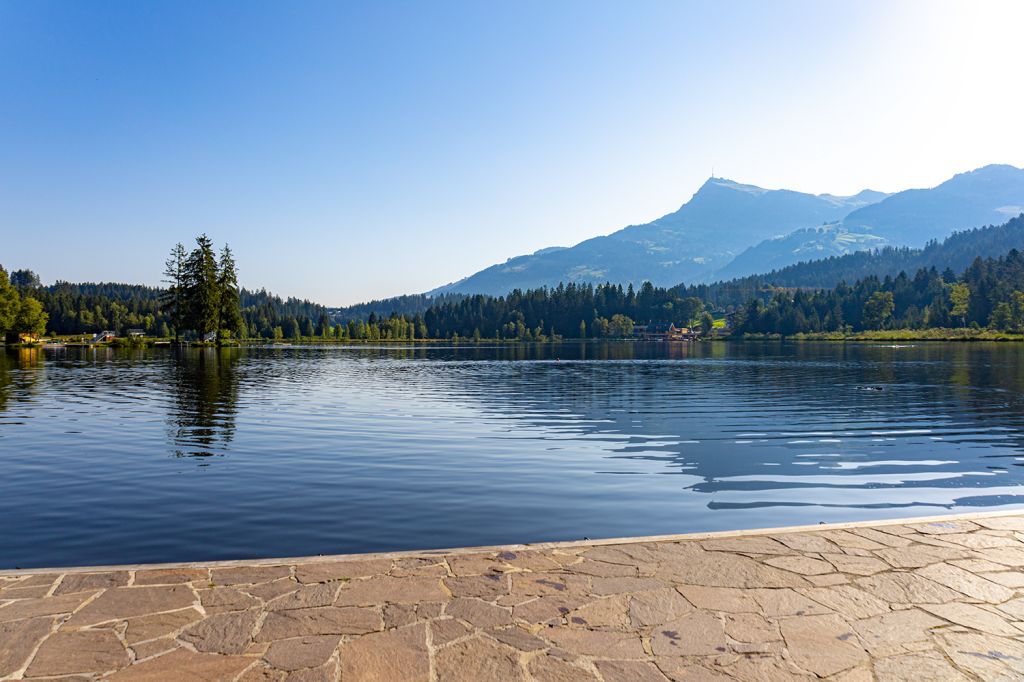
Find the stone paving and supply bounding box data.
[5,512,1024,680]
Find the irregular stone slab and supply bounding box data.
[431,618,474,646]
[700,536,794,555]
[295,559,392,584]
[335,577,447,606]
[65,585,195,627]
[850,527,913,548]
[568,594,629,629]
[657,551,808,588]
[763,555,834,575]
[0,585,52,600]
[447,554,509,576]
[654,657,731,681]
[650,612,726,656]
[796,585,890,620]
[130,637,178,662]
[26,629,128,677]
[180,609,259,654]
[975,517,1024,532]
[527,654,599,681]
[134,568,207,585]
[749,588,833,617]
[676,585,759,613]
[488,626,547,652]
[873,651,969,681]
[935,630,1024,679]
[546,628,646,658]
[922,601,1021,636]
[246,579,300,602]
[258,606,381,641]
[211,565,291,585]
[772,532,841,554]
[817,530,887,550]
[391,557,448,578]
[854,572,961,605]
[54,571,130,595]
[981,571,1024,588]
[851,608,944,653]
[0,616,52,677]
[0,593,99,626]
[199,586,260,613]
[629,588,693,627]
[874,544,970,569]
[590,576,667,595]
[780,613,867,677]
[714,655,816,680]
[447,597,512,627]
[512,595,590,624]
[435,636,526,681]
[916,563,1015,603]
[106,647,253,680]
[595,659,670,682]
[570,559,637,578]
[338,623,428,682]
[907,520,979,535]
[124,608,202,644]
[266,583,338,611]
[724,612,780,643]
[263,635,340,672]
[4,574,59,588]
[510,574,589,597]
[821,553,890,576]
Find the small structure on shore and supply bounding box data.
[91,330,117,343]
[632,323,694,341]
[127,329,145,338]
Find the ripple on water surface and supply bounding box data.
[2,341,1024,568]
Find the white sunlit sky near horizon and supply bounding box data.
[2,0,1024,305]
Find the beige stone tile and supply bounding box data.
[854,571,962,605]
[179,608,259,654]
[749,588,833,617]
[821,553,890,576]
[916,563,1016,603]
[649,611,726,656]
[873,651,969,681]
[294,559,391,584]
[700,536,795,555]
[851,608,944,653]
[106,648,253,680]
[567,594,629,629]
[546,627,646,657]
[263,635,340,672]
[595,659,671,682]
[26,629,129,677]
[675,585,760,613]
[123,607,202,644]
[447,597,513,628]
[434,636,526,681]
[211,565,291,585]
[335,577,448,606]
[922,601,1021,636]
[629,588,693,627]
[796,585,891,620]
[528,654,599,681]
[780,613,868,677]
[0,616,52,677]
[763,555,834,575]
[0,592,96,624]
[338,623,429,682]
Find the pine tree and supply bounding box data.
[0,267,20,336]
[183,234,222,337]
[217,245,244,338]
[161,243,187,341]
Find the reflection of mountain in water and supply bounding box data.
[167,348,240,458]
[369,342,1024,513]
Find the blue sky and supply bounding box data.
[2,1,1023,305]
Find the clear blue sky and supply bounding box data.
[2,1,1023,305]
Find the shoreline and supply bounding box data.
[4,507,1022,576]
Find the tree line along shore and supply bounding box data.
[7,225,1024,346]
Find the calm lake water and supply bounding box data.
[3,341,1024,568]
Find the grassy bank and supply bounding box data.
[741,328,1024,342]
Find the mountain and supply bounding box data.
[716,164,1024,280]
[429,179,885,296]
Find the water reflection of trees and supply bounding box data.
[0,347,44,413]
[167,347,240,458]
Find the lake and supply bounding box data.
[3,341,1024,569]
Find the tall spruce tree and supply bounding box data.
[217,245,244,338]
[161,243,187,340]
[183,234,222,337]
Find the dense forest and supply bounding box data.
[0,267,48,342]
[9,215,1024,342]
[328,293,465,322]
[734,249,1024,334]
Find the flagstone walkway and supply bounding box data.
[4,512,1024,680]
